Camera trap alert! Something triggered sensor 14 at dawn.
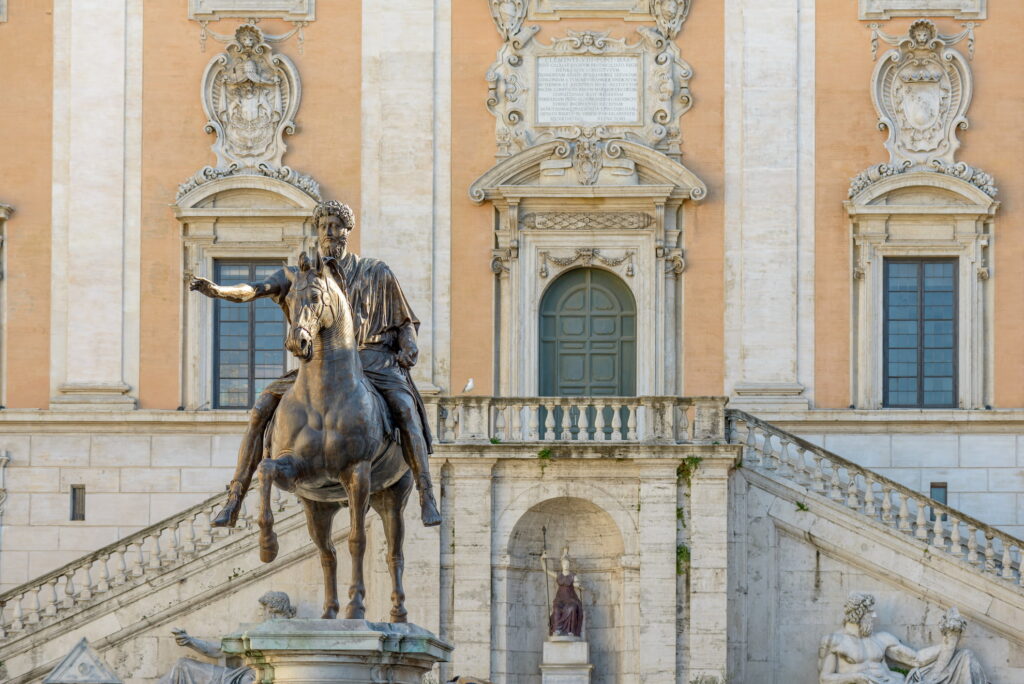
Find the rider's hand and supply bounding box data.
[171,627,192,647]
[397,336,419,369]
[189,275,219,298]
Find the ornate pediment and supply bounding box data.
[851,21,994,199]
[485,3,693,159]
[469,139,705,202]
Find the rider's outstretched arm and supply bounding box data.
[189,268,290,303]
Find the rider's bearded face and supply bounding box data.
[317,215,350,260]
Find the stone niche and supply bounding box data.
[471,139,704,396]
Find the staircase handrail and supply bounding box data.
[727,408,1024,588]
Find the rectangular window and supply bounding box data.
[213,260,287,409]
[883,259,957,408]
[70,485,86,521]
[929,482,948,521]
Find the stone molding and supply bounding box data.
[859,0,985,20]
[538,247,635,277]
[188,0,315,21]
[485,23,694,159]
[852,19,989,200]
[522,211,653,230]
[846,172,998,410]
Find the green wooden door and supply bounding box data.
[539,268,637,397]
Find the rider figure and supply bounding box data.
[189,200,442,527]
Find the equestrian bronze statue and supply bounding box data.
[189,200,439,620]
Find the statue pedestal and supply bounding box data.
[541,636,592,684]
[221,618,452,684]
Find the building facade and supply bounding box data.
[0,0,1022,682]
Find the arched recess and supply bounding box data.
[846,172,999,408]
[499,497,627,684]
[174,176,318,409]
[540,267,637,397]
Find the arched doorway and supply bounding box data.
[539,268,637,397]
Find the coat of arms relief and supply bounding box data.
[178,24,319,200]
[850,20,994,198]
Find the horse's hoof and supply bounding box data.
[420,490,442,527]
[259,533,279,563]
[390,607,408,623]
[344,603,365,620]
[321,605,339,619]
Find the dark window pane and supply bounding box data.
[214,260,286,409]
[884,258,957,408]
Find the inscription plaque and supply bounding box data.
[536,56,640,125]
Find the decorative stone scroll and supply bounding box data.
[539,248,635,277]
[486,25,693,161]
[180,24,318,201]
[850,20,994,199]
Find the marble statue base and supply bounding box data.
[221,618,452,684]
[541,636,592,684]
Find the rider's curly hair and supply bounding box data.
[312,200,355,231]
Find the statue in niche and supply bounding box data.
[541,546,584,637]
[158,592,296,684]
[818,593,989,684]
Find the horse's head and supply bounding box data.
[285,252,340,362]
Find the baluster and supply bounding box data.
[78,561,94,601]
[583,403,595,442]
[132,539,146,576]
[0,600,8,638]
[675,402,689,442]
[164,522,180,564]
[881,486,894,524]
[62,572,77,609]
[510,403,522,441]
[914,500,928,541]
[544,403,556,441]
[611,404,623,442]
[846,473,860,510]
[44,578,59,617]
[595,401,608,441]
[27,585,42,624]
[442,404,456,442]
[829,467,844,502]
[811,455,827,495]
[494,406,506,442]
[744,424,759,466]
[1000,543,1014,580]
[777,439,793,476]
[763,433,778,470]
[949,517,962,559]
[96,554,111,593]
[237,496,252,530]
[984,533,995,573]
[12,593,25,631]
[967,525,978,565]
[864,477,877,517]
[931,511,947,552]
[197,509,215,548]
[792,447,809,485]
[626,404,637,441]
[528,405,540,441]
[898,493,912,533]
[148,533,163,570]
[181,515,197,556]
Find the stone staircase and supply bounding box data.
[0,487,350,683]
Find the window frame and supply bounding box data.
[882,257,959,409]
[211,259,288,410]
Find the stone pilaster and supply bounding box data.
[50,0,142,409]
[686,451,739,681]
[638,461,679,681]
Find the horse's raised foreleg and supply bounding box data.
[370,470,413,622]
[302,498,342,619]
[341,460,372,620]
[257,454,300,563]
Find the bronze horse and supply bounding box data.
[256,252,413,621]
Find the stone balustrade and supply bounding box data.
[728,410,1024,590]
[0,486,296,642]
[434,395,728,444]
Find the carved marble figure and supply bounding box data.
[542,546,584,637]
[818,594,988,684]
[189,200,439,621]
[158,592,295,684]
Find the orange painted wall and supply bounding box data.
[138,8,361,408]
[450,7,726,395]
[814,10,1024,408]
[1,1,53,408]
